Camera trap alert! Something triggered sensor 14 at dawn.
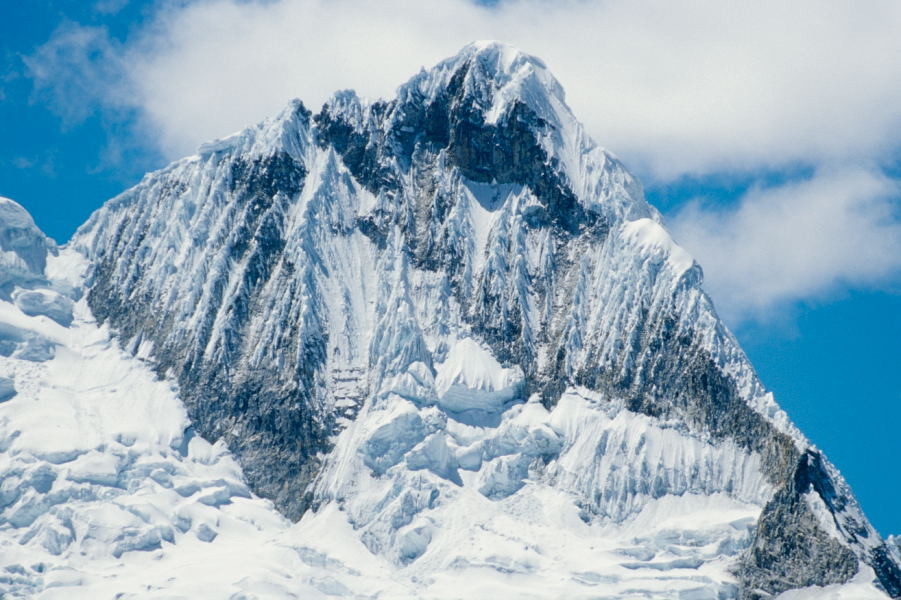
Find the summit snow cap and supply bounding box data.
[405,41,567,125]
[397,40,602,201]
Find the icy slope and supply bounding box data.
[65,41,901,598]
[0,249,890,600]
[0,229,402,599]
[0,201,887,599]
[0,255,884,600]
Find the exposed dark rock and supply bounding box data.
[871,544,901,598]
[88,150,323,518]
[737,451,860,598]
[314,96,397,194]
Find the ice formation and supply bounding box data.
[1,43,898,599]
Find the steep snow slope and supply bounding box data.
[0,216,404,599]
[1,244,887,600]
[2,205,888,599]
[7,42,896,598]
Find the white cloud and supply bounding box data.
[25,0,901,176]
[23,0,901,323]
[667,168,901,323]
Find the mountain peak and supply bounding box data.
[8,44,899,599]
[454,40,554,88]
[401,40,567,128]
[195,98,312,160]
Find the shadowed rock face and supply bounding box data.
[317,60,599,238]
[88,148,323,519]
[75,42,900,596]
[739,450,901,599]
[739,451,859,598]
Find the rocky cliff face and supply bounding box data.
[71,42,900,597]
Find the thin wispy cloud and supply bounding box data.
[94,0,130,15]
[25,23,129,127]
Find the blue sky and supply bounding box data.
[0,1,162,242]
[1,1,900,536]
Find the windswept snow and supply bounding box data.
[434,338,524,413]
[0,244,782,599]
[0,253,768,598]
[623,218,695,276]
[1,41,897,599]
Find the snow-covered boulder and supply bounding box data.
[12,288,74,326]
[0,197,55,291]
[434,338,524,414]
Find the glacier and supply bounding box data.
[1,42,900,599]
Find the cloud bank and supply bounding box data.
[24,0,901,322]
[669,168,901,322]
[27,0,901,175]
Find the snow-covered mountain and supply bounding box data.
[2,42,899,599]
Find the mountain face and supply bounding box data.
[2,42,899,599]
